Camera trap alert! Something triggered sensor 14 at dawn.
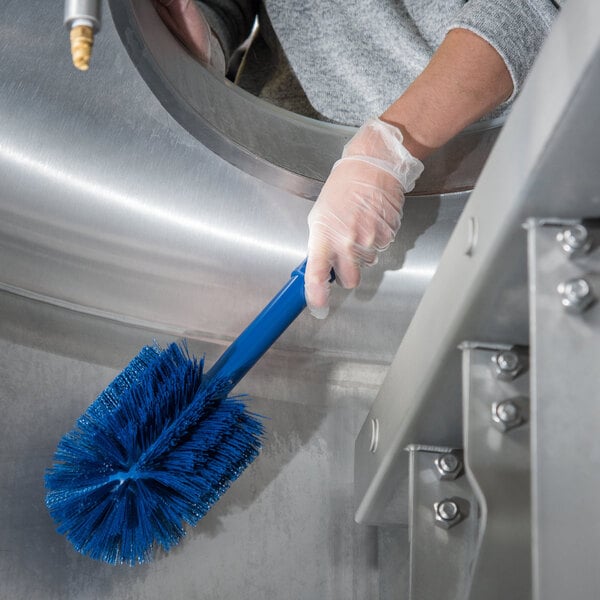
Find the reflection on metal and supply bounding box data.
[528,221,600,600]
[408,448,478,599]
[461,344,531,600]
[369,418,380,453]
[464,215,479,256]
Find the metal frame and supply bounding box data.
[528,221,600,600]
[461,344,531,600]
[407,447,478,600]
[355,0,600,596]
[355,0,600,527]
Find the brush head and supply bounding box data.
[45,343,264,565]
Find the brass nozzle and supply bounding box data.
[70,24,94,71]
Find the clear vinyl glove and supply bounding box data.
[305,117,424,318]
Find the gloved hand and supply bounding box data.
[154,0,226,73]
[305,117,424,318]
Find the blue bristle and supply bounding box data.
[45,342,264,565]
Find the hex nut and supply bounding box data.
[491,350,522,381]
[434,499,463,529]
[557,278,596,313]
[491,399,524,432]
[434,453,463,481]
[556,225,592,258]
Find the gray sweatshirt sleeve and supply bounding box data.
[196,0,258,63]
[449,0,558,100]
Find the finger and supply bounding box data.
[350,207,398,252]
[332,251,362,289]
[305,253,333,319]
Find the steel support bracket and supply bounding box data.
[407,447,478,600]
[460,343,531,600]
[527,220,600,600]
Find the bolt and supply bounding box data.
[556,225,591,258]
[491,399,525,432]
[434,453,462,480]
[437,500,458,520]
[557,278,595,313]
[434,499,463,529]
[492,350,522,380]
[496,401,519,423]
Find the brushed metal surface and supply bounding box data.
[0,0,493,597]
[0,332,385,600]
[529,223,600,600]
[0,0,474,367]
[407,448,478,600]
[462,344,531,600]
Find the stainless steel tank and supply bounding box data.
[0,1,499,597]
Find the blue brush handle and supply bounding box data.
[206,259,314,389]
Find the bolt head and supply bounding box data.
[497,351,519,372]
[491,399,525,432]
[434,499,463,529]
[434,453,462,480]
[556,225,591,257]
[492,351,522,380]
[557,278,595,313]
[497,401,519,423]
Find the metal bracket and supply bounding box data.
[527,220,600,600]
[407,447,478,599]
[460,343,531,600]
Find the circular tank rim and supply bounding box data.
[109,0,504,199]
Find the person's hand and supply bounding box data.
[154,0,226,73]
[305,118,424,318]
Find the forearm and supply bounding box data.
[380,28,513,161]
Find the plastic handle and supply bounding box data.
[206,260,309,389]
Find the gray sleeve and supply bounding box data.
[196,0,258,63]
[448,0,559,100]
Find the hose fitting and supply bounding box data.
[64,0,102,71]
[69,23,94,71]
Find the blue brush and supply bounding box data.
[45,260,315,565]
